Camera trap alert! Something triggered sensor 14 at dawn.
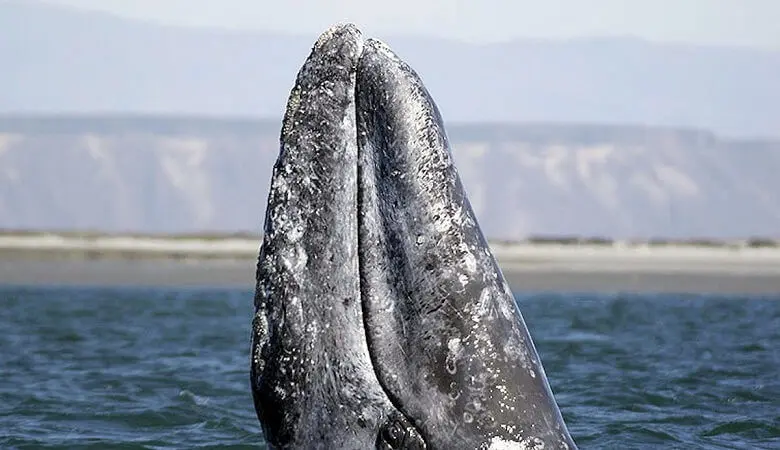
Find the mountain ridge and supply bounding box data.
[3,3,779,238]
[2,1,778,137]
[1,115,778,240]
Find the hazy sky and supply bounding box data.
[45,0,780,48]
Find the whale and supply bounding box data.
[250,23,577,450]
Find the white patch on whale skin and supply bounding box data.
[272,173,288,193]
[462,247,477,273]
[281,246,308,272]
[448,337,462,357]
[485,437,523,449]
[445,337,463,374]
[498,295,515,320]
[471,288,491,322]
[286,222,305,243]
[483,436,547,450]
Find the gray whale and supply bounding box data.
[251,23,577,450]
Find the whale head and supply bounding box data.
[250,23,577,450]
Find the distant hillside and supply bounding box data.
[1,1,779,137]
[1,116,779,240]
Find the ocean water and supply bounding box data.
[0,285,778,449]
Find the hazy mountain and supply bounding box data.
[2,2,778,238]
[2,0,779,138]
[1,116,778,240]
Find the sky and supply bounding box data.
[44,0,780,48]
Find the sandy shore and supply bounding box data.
[2,234,780,267]
[1,259,779,294]
[1,235,779,293]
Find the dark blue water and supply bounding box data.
[1,286,778,449]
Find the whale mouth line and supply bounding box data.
[354,125,428,447]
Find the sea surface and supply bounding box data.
[0,285,778,449]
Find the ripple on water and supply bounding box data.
[0,286,779,449]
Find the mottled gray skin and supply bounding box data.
[355,39,576,449]
[252,24,576,450]
[251,24,421,449]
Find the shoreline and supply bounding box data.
[2,233,780,264]
[1,233,779,294]
[2,259,778,294]
[2,257,780,297]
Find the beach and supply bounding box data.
[1,233,779,293]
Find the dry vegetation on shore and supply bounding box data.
[1,229,778,264]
